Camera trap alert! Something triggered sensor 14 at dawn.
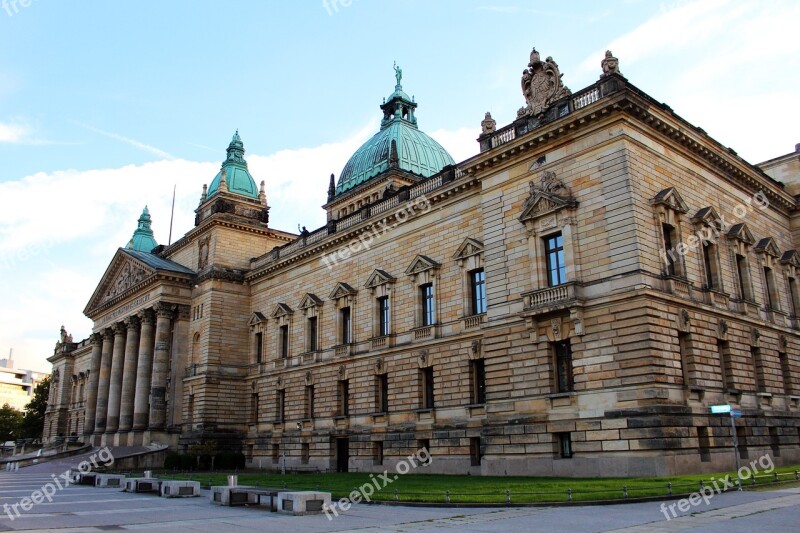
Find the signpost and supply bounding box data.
[710,404,743,490]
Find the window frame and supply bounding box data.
[544,233,567,287]
[469,268,487,315]
[553,340,574,393]
[420,283,435,327]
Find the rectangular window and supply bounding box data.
[558,432,573,458]
[250,393,258,424]
[678,332,691,386]
[421,284,435,326]
[255,332,263,364]
[272,444,280,464]
[373,441,384,465]
[470,437,482,466]
[789,277,799,317]
[662,224,676,276]
[305,385,314,419]
[338,379,349,416]
[702,241,720,289]
[276,390,285,423]
[301,443,310,464]
[307,316,318,352]
[280,325,289,359]
[779,352,792,395]
[340,307,352,344]
[417,439,432,464]
[376,374,389,413]
[470,359,486,404]
[420,367,435,409]
[752,347,766,392]
[377,296,390,337]
[718,341,733,391]
[545,233,567,286]
[470,269,487,315]
[764,267,778,309]
[736,253,750,300]
[554,340,574,393]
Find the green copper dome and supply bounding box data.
[207,131,259,199]
[335,67,455,197]
[126,206,158,253]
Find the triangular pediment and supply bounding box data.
[248,312,267,326]
[651,187,689,213]
[298,293,323,310]
[405,255,441,276]
[270,303,294,318]
[329,282,357,300]
[727,223,756,245]
[691,206,722,227]
[364,269,396,289]
[754,237,781,257]
[780,250,800,268]
[453,238,484,260]
[84,249,157,315]
[519,192,576,222]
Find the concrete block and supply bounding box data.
[160,480,201,498]
[277,491,332,515]
[95,474,126,488]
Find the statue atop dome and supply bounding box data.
[393,61,402,88]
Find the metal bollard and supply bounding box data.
[394,488,398,502]
[567,488,572,502]
[699,479,704,490]
[623,485,628,499]
[667,481,672,496]
[445,490,450,504]
[505,489,510,504]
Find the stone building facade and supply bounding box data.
[45,48,800,476]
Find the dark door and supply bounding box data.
[336,438,349,472]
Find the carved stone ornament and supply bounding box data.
[375,357,384,374]
[469,339,482,360]
[781,335,789,349]
[600,50,621,78]
[481,112,496,134]
[338,365,346,379]
[198,235,211,270]
[417,350,428,368]
[718,319,729,340]
[304,371,313,385]
[519,48,571,117]
[104,262,147,302]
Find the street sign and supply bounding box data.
[731,410,742,418]
[710,404,731,414]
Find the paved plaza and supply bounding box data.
[1,456,799,532]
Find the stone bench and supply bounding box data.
[277,491,331,516]
[210,486,279,510]
[76,473,97,486]
[123,477,162,493]
[160,480,200,498]
[95,474,126,488]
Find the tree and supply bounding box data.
[0,403,23,442]
[19,376,49,440]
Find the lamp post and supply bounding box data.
[711,404,743,490]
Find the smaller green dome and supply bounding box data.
[207,131,259,199]
[126,206,158,253]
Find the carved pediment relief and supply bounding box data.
[105,262,149,302]
[452,238,484,261]
[364,269,396,289]
[270,303,294,319]
[248,312,267,326]
[405,255,441,276]
[726,223,756,245]
[691,206,722,228]
[780,250,800,268]
[651,187,689,214]
[754,237,781,257]
[519,172,577,224]
[85,250,158,314]
[298,293,323,310]
[329,282,357,300]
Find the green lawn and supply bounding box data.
[130,463,800,504]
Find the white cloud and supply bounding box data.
[0,120,30,143]
[0,122,474,372]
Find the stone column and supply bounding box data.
[118,316,140,432]
[105,322,127,433]
[83,334,103,435]
[148,303,175,430]
[94,329,114,434]
[133,309,155,430]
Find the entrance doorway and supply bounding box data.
[336,438,349,472]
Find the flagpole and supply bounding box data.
[168,184,176,246]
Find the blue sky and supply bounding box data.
[1,0,798,372]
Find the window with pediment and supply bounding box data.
[270,304,294,360]
[329,282,357,346]
[364,269,396,339]
[406,255,441,330]
[652,187,689,278]
[727,223,756,302]
[298,294,323,353]
[691,206,724,291]
[754,237,782,311]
